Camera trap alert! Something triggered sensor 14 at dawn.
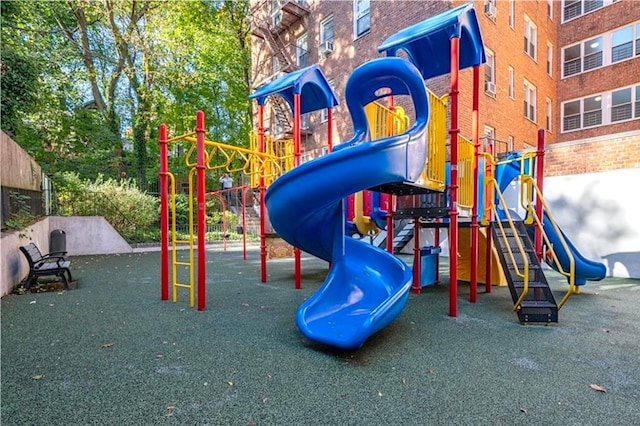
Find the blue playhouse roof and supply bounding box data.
[377,2,486,80]
[250,64,339,115]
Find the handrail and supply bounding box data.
[491,179,530,310]
[480,151,495,225]
[520,176,576,308]
[422,91,447,191]
[457,135,474,209]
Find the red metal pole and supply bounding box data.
[159,124,169,301]
[242,185,250,261]
[294,93,302,289]
[412,218,421,294]
[386,195,394,253]
[196,111,206,311]
[258,104,267,283]
[535,129,545,261]
[485,141,493,293]
[435,222,441,284]
[327,108,333,152]
[448,36,460,318]
[470,65,480,304]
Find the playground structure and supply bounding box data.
[158,113,296,310]
[159,3,606,348]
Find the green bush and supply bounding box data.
[53,172,159,241]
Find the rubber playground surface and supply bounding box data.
[2,243,639,425]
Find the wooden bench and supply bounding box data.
[19,243,73,290]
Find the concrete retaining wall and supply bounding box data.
[0,216,132,296]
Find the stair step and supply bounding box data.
[512,281,549,289]
[520,300,557,309]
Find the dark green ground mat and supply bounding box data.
[2,246,639,425]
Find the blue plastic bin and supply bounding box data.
[419,246,441,287]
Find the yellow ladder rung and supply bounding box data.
[174,261,192,267]
[172,240,192,244]
[174,283,192,289]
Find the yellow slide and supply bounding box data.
[457,227,507,286]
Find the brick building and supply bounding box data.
[250,0,639,175]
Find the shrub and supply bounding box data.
[53,172,159,241]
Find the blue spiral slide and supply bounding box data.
[265,58,430,350]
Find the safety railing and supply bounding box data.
[491,180,531,310]
[421,91,447,191]
[520,176,577,308]
[181,133,294,189]
[364,101,409,140]
[457,135,474,209]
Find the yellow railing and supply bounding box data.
[365,101,409,140]
[521,176,577,308]
[182,133,294,189]
[480,151,496,225]
[457,135,474,209]
[249,131,294,187]
[421,90,447,191]
[491,180,531,310]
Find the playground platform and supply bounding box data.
[2,245,639,425]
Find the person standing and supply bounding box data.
[219,173,233,205]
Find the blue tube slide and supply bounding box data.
[265,57,429,350]
[495,157,605,285]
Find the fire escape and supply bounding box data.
[251,0,310,137]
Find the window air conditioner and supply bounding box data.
[484,2,497,18]
[485,81,496,94]
[319,40,334,55]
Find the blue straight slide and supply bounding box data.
[496,157,605,285]
[265,57,430,350]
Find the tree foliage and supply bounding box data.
[1,0,251,185]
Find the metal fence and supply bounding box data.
[0,186,45,231]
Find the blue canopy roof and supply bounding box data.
[377,2,486,80]
[249,64,339,115]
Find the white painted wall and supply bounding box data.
[543,168,640,279]
[403,168,640,279]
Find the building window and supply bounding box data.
[546,98,553,132]
[636,23,640,56]
[583,95,602,127]
[547,0,554,20]
[484,0,497,20]
[296,33,309,67]
[524,15,537,60]
[271,0,282,27]
[562,36,603,77]
[547,43,553,76]
[612,25,633,63]
[320,16,334,44]
[562,95,601,131]
[562,100,580,131]
[563,85,640,131]
[484,49,496,95]
[508,0,515,28]
[484,125,496,145]
[301,113,311,130]
[507,135,514,151]
[611,87,632,122]
[524,80,537,122]
[272,56,281,75]
[321,79,335,122]
[508,66,515,99]
[562,0,621,22]
[320,16,335,56]
[354,0,370,38]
